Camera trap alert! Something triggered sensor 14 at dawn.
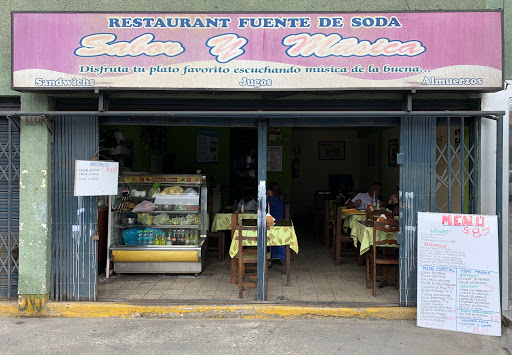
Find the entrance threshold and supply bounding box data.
[98,238,399,305]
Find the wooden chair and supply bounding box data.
[206,210,225,260]
[230,212,239,240]
[324,200,334,248]
[237,224,270,299]
[230,212,258,284]
[366,219,399,297]
[365,209,393,226]
[333,206,357,266]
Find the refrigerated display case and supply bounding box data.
[106,173,207,276]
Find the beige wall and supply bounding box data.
[291,128,360,216]
[359,129,380,193]
[381,126,400,199]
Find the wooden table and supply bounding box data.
[208,212,257,260]
[229,221,299,285]
[211,212,257,232]
[351,220,399,288]
[350,220,398,255]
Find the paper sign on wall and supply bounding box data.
[74,160,119,196]
[196,130,218,163]
[417,212,501,336]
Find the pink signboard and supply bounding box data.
[12,12,503,91]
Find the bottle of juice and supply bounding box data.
[137,230,143,245]
[171,230,177,245]
[166,231,172,245]
[148,230,155,245]
[142,230,148,245]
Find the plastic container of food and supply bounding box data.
[122,217,137,225]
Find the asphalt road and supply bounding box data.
[0,317,506,354]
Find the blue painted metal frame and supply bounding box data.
[0,117,20,299]
[51,116,99,301]
[398,116,437,307]
[257,119,267,301]
[496,115,503,302]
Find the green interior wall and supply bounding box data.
[102,125,231,205]
[166,127,230,205]
[378,127,400,200]
[267,127,292,204]
[101,125,292,207]
[101,125,148,172]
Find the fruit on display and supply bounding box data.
[162,186,184,194]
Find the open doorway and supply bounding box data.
[96,122,400,304]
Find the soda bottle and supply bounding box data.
[171,230,177,245]
[371,191,377,210]
[137,230,143,245]
[148,230,155,245]
[180,230,185,245]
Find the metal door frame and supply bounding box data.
[51,115,99,301]
[1,110,503,303]
[0,116,20,299]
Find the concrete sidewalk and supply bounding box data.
[0,317,505,355]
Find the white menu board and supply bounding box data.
[74,160,119,196]
[417,212,500,336]
[196,130,218,163]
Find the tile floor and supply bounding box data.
[98,220,399,305]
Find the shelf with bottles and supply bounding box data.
[126,228,201,247]
[116,224,200,229]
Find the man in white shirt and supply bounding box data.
[346,182,382,210]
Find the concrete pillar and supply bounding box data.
[17,93,52,315]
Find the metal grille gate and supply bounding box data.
[399,116,480,306]
[51,116,99,301]
[0,117,20,299]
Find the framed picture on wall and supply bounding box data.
[388,139,398,167]
[319,141,345,160]
[368,144,376,166]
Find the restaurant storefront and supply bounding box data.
[7,11,508,309]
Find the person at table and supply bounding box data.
[387,185,399,216]
[270,181,287,203]
[346,182,382,211]
[267,182,285,262]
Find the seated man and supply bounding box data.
[387,185,399,216]
[267,182,285,220]
[346,182,382,211]
[267,182,285,262]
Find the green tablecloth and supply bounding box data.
[229,224,299,258]
[211,213,257,232]
[350,221,398,255]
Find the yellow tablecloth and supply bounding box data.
[341,209,366,232]
[211,213,257,232]
[229,224,299,258]
[350,221,398,255]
